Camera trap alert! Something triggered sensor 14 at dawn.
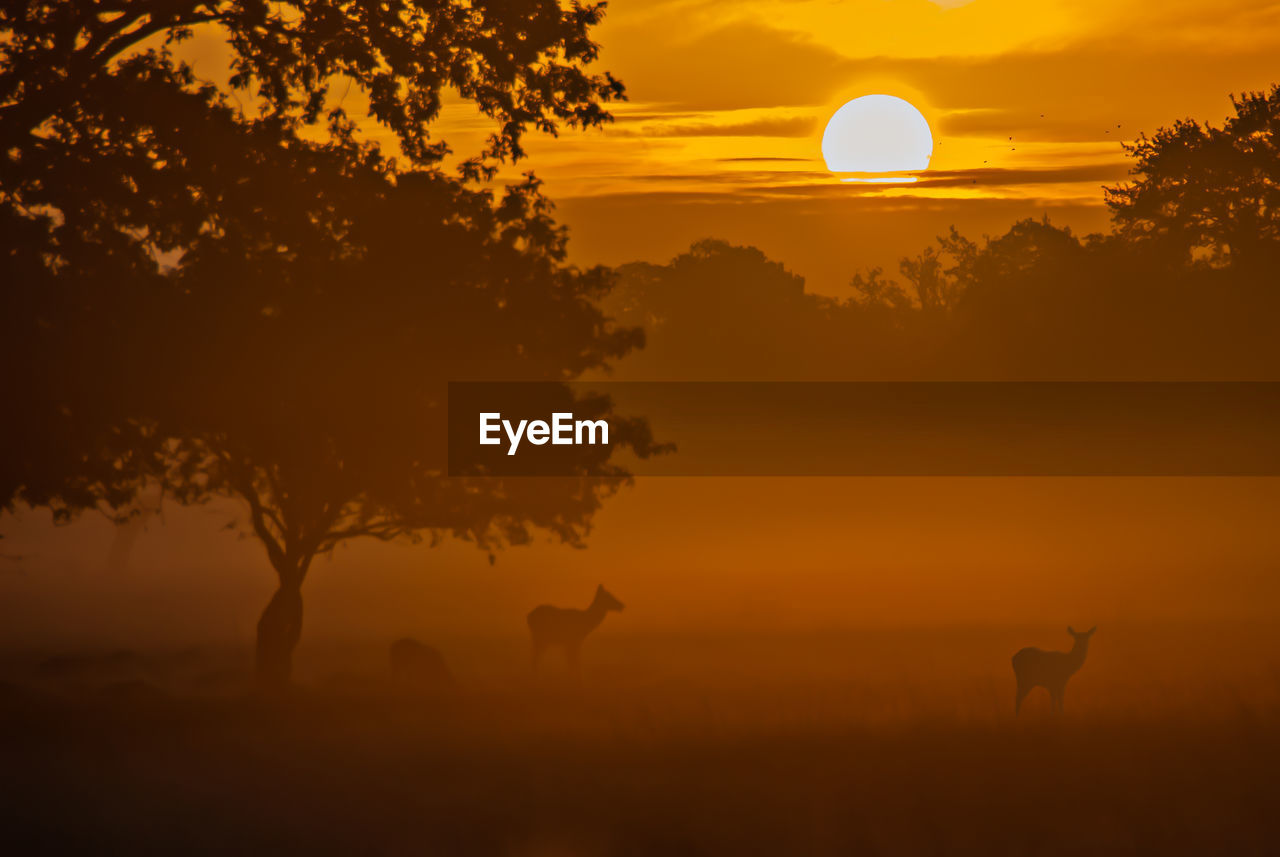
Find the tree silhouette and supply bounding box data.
[607,240,893,380]
[159,136,659,686]
[1,1,622,174]
[617,183,1280,385]
[1106,85,1280,269]
[832,84,1280,380]
[1,1,656,686]
[3,0,626,515]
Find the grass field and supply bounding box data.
[2,625,1278,855]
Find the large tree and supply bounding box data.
[157,128,659,686]
[1106,85,1280,268]
[1,1,659,686]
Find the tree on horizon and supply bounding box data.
[1106,84,1280,269]
[604,88,1280,382]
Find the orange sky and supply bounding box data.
[453,0,1280,291]
[170,1,1280,291]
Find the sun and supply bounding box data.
[821,95,934,181]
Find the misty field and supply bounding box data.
[3,625,1278,856]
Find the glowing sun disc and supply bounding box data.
[822,95,933,174]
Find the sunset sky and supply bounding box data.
[430,0,1280,291]
[173,1,1280,292]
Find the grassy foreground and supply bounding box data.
[3,627,1277,856]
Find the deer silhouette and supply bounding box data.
[527,584,624,673]
[1012,626,1096,715]
[390,638,456,691]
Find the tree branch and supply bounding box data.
[219,453,288,576]
[0,6,229,147]
[316,521,407,552]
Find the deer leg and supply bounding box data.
[531,640,544,673]
[1050,687,1063,714]
[1015,681,1030,716]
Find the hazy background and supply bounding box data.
[4,477,1278,654]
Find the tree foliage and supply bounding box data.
[1,0,623,172]
[2,0,652,685]
[2,0,633,516]
[1106,85,1280,267]
[613,90,1280,383]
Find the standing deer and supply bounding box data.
[390,638,457,692]
[1012,626,1096,714]
[527,584,624,673]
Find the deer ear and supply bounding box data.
[1068,626,1076,635]
[1087,626,1097,635]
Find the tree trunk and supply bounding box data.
[255,579,303,690]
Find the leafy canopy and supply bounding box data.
[1,0,623,173]
[1,1,654,567]
[1106,85,1280,267]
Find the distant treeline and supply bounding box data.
[606,87,1280,381]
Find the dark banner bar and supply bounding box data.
[447,382,1280,476]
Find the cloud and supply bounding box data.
[607,170,831,186]
[558,163,1129,198]
[603,11,1280,143]
[786,163,1129,195]
[611,116,817,138]
[609,111,707,122]
[603,21,849,110]
[925,164,1130,187]
[937,110,1119,142]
